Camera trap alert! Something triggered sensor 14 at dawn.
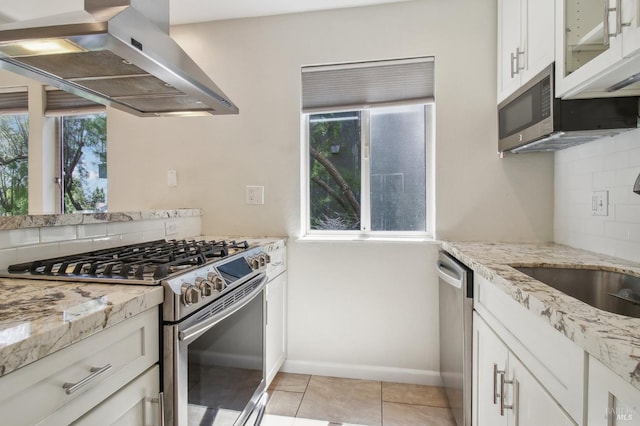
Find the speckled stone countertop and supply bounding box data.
[0,279,163,377]
[0,208,201,230]
[442,241,640,391]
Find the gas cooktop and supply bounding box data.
[0,239,252,285]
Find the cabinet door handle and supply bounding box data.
[515,48,525,72]
[492,363,501,404]
[146,391,165,426]
[499,372,518,416]
[510,52,518,78]
[62,364,112,395]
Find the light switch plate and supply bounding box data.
[167,169,178,187]
[592,190,608,216]
[246,186,264,204]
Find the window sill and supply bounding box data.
[295,234,438,244]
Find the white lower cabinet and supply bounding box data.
[0,307,160,426]
[266,271,287,386]
[588,356,640,426]
[474,313,576,426]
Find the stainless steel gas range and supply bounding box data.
[1,238,270,426]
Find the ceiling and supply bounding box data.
[0,0,412,25]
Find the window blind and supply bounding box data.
[0,88,28,115]
[45,90,106,116]
[301,57,435,113]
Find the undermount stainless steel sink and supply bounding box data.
[514,266,640,318]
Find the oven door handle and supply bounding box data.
[178,274,267,344]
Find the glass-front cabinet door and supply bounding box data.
[557,0,640,98]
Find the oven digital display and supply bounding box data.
[217,257,252,284]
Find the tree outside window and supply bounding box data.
[62,113,107,213]
[0,114,28,215]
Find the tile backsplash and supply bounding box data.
[0,213,201,270]
[554,129,640,262]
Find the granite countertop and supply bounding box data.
[0,279,163,377]
[0,208,201,230]
[442,241,640,391]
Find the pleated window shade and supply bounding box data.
[0,90,28,115]
[301,57,435,113]
[45,90,106,116]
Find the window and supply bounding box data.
[302,57,434,237]
[0,86,107,215]
[60,113,107,213]
[46,89,107,213]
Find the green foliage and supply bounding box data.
[0,115,29,215]
[309,112,361,230]
[63,113,107,212]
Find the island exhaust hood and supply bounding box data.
[0,0,238,117]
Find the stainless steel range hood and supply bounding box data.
[0,0,238,117]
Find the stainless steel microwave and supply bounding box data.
[498,64,639,154]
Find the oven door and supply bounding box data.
[164,273,268,426]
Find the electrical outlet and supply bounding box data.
[246,186,264,205]
[592,190,608,216]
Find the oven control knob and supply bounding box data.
[258,253,271,266]
[248,257,260,269]
[181,283,201,306]
[195,277,215,297]
[207,273,226,291]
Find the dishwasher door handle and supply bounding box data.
[437,260,463,289]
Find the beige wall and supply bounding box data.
[104,0,554,242]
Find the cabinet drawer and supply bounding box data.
[0,307,159,426]
[475,275,585,424]
[72,365,160,426]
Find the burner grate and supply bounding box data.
[6,239,250,282]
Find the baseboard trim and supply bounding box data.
[280,360,442,386]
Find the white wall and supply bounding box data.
[555,129,640,262]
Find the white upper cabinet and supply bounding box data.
[557,0,640,98]
[497,0,555,103]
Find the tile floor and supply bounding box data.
[262,373,456,426]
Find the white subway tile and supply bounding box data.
[142,229,165,242]
[614,204,640,223]
[603,151,629,171]
[592,170,616,189]
[615,166,640,188]
[0,248,17,270]
[0,228,40,249]
[59,239,94,256]
[77,223,107,239]
[628,148,640,167]
[92,236,123,250]
[106,221,134,235]
[612,239,640,263]
[604,221,633,240]
[40,226,77,243]
[16,243,60,263]
[120,232,145,245]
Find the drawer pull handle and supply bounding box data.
[62,364,113,395]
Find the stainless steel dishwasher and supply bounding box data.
[438,251,473,426]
